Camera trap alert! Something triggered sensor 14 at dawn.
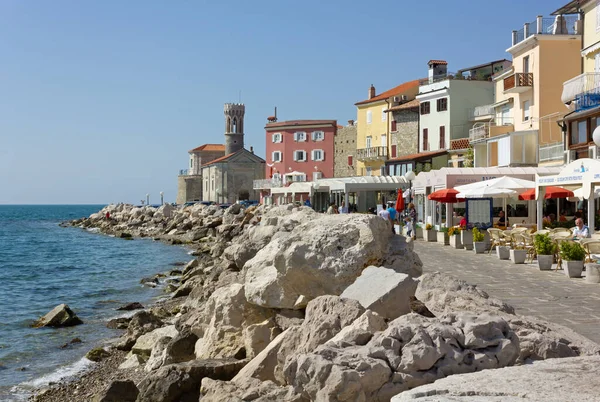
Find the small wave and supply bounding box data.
[85,228,100,233]
[20,357,93,389]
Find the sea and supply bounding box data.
[0,205,192,401]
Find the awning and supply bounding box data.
[270,182,314,194]
[582,40,600,57]
[491,98,513,108]
[387,150,448,163]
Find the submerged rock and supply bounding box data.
[33,304,83,328]
[85,347,110,362]
[116,302,144,311]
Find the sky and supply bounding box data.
[0,0,570,204]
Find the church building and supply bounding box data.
[176,103,265,204]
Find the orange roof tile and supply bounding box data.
[428,60,448,65]
[355,80,421,106]
[188,144,225,153]
[201,152,236,166]
[384,99,420,112]
[265,119,337,129]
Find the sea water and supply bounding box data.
[0,205,191,400]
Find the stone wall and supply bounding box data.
[334,124,357,177]
[391,109,419,157]
[176,175,203,205]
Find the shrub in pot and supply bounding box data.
[437,227,450,245]
[448,227,463,249]
[534,233,556,271]
[424,223,436,242]
[472,227,486,254]
[461,227,473,250]
[496,245,510,260]
[509,247,527,264]
[559,241,586,278]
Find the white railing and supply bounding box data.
[539,142,564,162]
[468,104,494,120]
[469,125,489,143]
[562,73,600,103]
[253,178,283,190]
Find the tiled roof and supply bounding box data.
[384,99,420,112]
[201,152,236,166]
[388,150,448,162]
[355,79,421,106]
[428,60,448,65]
[189,144,225,153]
[265,119,337,129]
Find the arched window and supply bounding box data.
[226,117,231,133]
[232,117,237,133]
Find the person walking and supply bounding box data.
[407,202,417,240]
[378,203,393,233]
[387,203,398,234]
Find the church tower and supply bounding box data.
[224,103,245,155]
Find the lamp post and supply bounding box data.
[160,191,164,205]
[146,193,150,206]
[404,170,416,204]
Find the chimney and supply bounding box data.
[250,146,254,154]
[348,119,355,126]
[428,60,448,82]
[368,84,376,100]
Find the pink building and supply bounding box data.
[264,118,337,183]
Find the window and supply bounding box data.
[311,131,325,141]
[366,136,372,148]
[381,134,386,147]
[420,102,430,115]
[366,167,372,176]
[190,159,193,168]
[570,120,588,145]
[380,166,386,176]
[597,0,600,31]
[366,110,372,124]
[294,132,306,141]
[523,101,530,121]
[271,151,282,162]
[422,128,428,151]
[439,126,446,149]
[313,171,322,181]
[437,98,448,112]
[523,56,530,74]
[391,120,397,131]
[272,133,282,143]
[382,107,387,122]
[595,53,600,73]
[311,149,324,161]
[391,145,397,158]
[294,150,307,162]
[347,155,353,166]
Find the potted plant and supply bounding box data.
[448,227,463,249]
[586,259,600,284]
[424,223,436,242]
[534,233,556,271]
[437,227,450,245]
[415,223,423,239]
[461,226,473,250]
[559,242,586,278]
[496,244,510,260]
[472,227,486,254]
[509,246,527,264]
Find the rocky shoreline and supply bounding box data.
[31,203,600,401]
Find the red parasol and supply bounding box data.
[395,189,405,213]
[428,188,465,203]
[518,186,574,201]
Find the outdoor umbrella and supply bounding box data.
[428,188,465,203]
[455,176,535,195]
[395,189,405,213]
[518,186,574,201]
[569,186,600,201]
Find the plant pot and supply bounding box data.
[564,260,584,278]
[586,263,600,283]
[416,227,423,239]
[424,230,437,242]
[461,230,473,250]
[496,246,510,260]
[437,232,449,245]
[449,235,463,249]
[473,241,486,254]
[537,254,553,271]
[510,249,527,264]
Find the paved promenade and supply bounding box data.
[413,240,600,344]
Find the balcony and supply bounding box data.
[539,142,564,163]
[511,15,580,47]
[356,146,388,161]
[562,73,600,104]
[469,120,514,144]
[504,73,533,93]
[473,131,538,167]
[468,104,494,121]
[253,178,283,190]
[419,72,493,86]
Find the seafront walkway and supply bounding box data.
[414,240,600,344]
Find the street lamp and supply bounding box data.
[160,191,164,205]
[404,170,416,203]
[593,126,600,148]
[146,193,150,206]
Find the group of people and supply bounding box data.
[377,201,417,238]
[326,202,350,214]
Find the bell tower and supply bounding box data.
[224,103,245,155]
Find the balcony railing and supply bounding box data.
[253,178,283,190]
[512,16,580,47]
[469,125,489,143]
[539,142,564,163]
[562,73,600,103]
[468,104,495,120]
[356,146,388,161]
[504,73,533,92]
[574,88,600,113]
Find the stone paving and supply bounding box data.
[413,240,600,344]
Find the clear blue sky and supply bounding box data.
[0,0,568,204]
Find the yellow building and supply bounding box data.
[556,1,600,161]
[354,80,420,176]
[470,14,581,167]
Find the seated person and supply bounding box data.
[459,216,467,228]
[496,210,508,228]
[573,218,591,239]
[559,210,567,222]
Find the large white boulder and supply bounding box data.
[341,266,417,320]
[244,214,421,310]
[392,356,600,402]
[131,325,178,359]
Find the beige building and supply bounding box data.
[333,121,357,177]
[471,14,581,167]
